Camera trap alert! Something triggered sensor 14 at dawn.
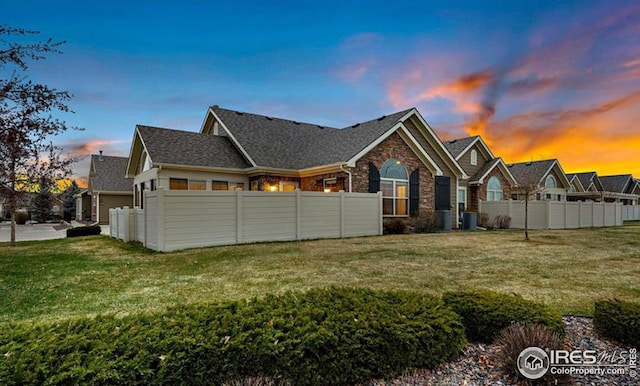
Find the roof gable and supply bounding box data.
[89,155,133,193]
[130,125,251,174]
[470,158,518,186]
[600,174,633,193]
[444,135,494,161]
[507,159,570,189]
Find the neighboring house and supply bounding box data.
[566,172,604,202]
[444,135,517,214]
[86,153,133,224]
[599,174,640,205]
[126,106,468,224]
[507,159,571,201]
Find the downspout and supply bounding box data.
[96,192,100,224]
[340,164,352,193]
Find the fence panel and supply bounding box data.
[479,200,625,230]
[110,190,383,252]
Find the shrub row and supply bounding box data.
[66,225,101,237]
[0,287,466,386]
[443,290,565,343]
[593,299,640,347]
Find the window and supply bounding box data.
[545,175,556,188]
[212,180,229,190]
[280,181,299,192]
[170,178,188,190]
[230,182,245,191]
[380,159,409,216]
[189,180,206,190]
[323,178,338,192]
[470,149,478,166]
[487,176,503,201]
[150,179,156,191]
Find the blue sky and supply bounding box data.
[4,0,640,181]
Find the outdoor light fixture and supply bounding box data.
[269,185,277,192]
[324,188,331,193]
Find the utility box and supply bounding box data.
[436,210,452,231]
[462,212,477,231]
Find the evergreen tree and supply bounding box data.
[61,180,82,221]
[30,179,53,223]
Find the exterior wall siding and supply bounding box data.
[403,118,459,221]
[457,143,489,178]
[97,194,132,224]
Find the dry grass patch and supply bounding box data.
[1,224,639,323]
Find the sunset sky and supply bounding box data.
[4,0,639,183]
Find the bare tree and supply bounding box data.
[0,26,78,246]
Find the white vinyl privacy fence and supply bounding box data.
[111,189,383,251]
[622,205,640,221]
[479,200,626,229]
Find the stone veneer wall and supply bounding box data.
[301,172,349,192]
[351,131,434,215]
[469,166,512,211]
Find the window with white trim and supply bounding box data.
[487,176,503,201]
[545,175,556,188]
[380,159,408,216]
[470,149,478,166]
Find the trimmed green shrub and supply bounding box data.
[66,225,101,237]
[594,299,640,347]
[443,290,564,343]
[0,287,466,386]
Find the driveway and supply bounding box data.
[0,223,68,242]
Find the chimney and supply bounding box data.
[98,150,104,161]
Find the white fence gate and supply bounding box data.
[111,189,383,251]
[479,200,625,229]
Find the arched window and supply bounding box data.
[380,159,408,216]
[470,149,478,166]
[487,176,503,201]
[545,175,556,188]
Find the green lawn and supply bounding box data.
[1,224,639,323]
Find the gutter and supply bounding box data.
[340,164,353,193]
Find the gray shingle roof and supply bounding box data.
[507,159,557,187]
[444,136,478,159]
[599,174,633,193]
[211,106,412,169]
[470,157,501,183]
[90,155,133,192]
[137,125,251,169]
[570,172,598,190]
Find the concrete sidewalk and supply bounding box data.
[0,223,68,242]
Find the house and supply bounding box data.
[444,135,517,215]
[85,152,133,224]
[126,106,468,225]
[507,159,571,201]
[565,172,604,202]
[599,174,640,205]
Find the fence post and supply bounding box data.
[143,192,148,247]
[340,191,346,238]
[109,209,114,237]
[121,206,130,243]
[157,189,165,251]
[546,201,551,229]
[378,191,383,235]
[236,190,243,244]
[295,190,302,240]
